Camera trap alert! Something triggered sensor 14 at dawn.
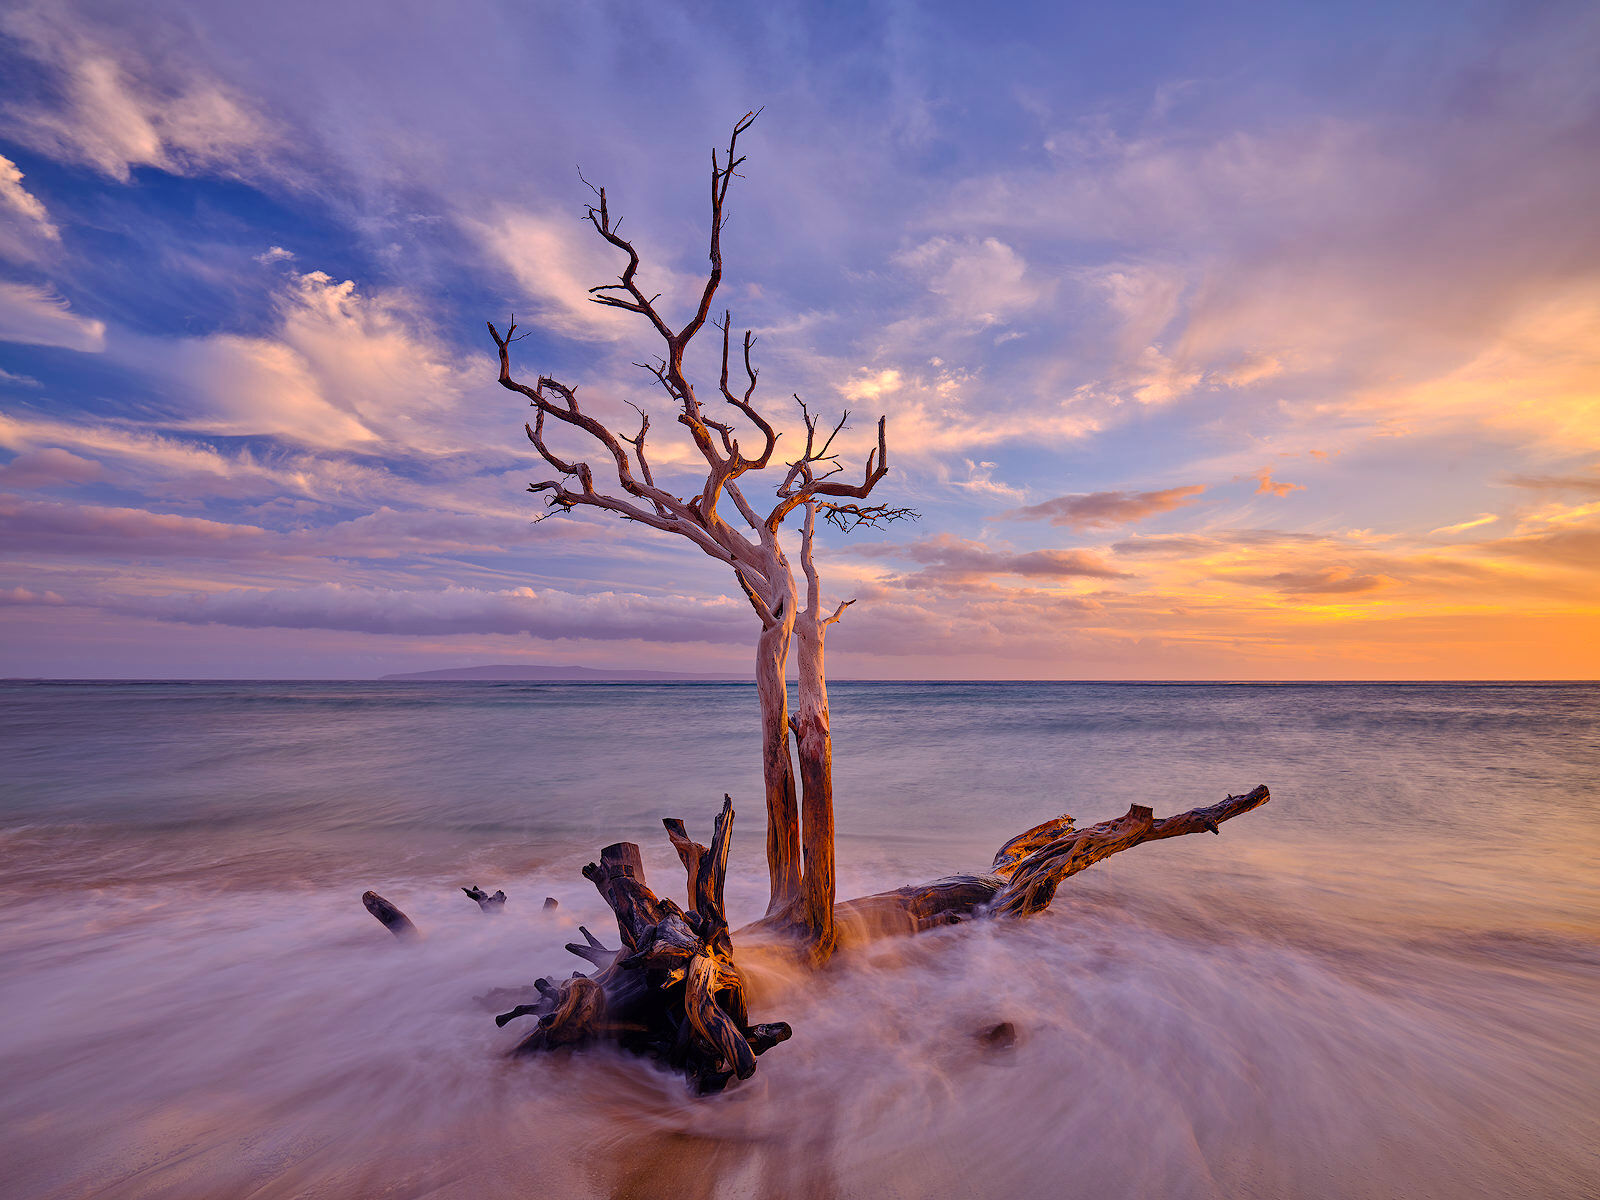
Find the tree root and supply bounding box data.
[496,795,792,1092]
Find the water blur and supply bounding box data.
[3,680,1597,1198]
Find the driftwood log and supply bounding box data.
[494,795,792,1093]
[362,785,1270,1091]
[463,885,507,911]
[361,889,416,938]
[821,785,1272,944]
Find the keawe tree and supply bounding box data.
[489,111,913,963]
[365,113,1272,1095]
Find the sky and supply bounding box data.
[1,0,1597,680]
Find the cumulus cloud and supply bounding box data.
[0,281,106,351]
[120,267,476,452]
[1004,484,1205,529]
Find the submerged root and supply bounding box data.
[497,795,792,1092]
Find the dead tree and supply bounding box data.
[489,112,910,965]
[485,116,1271,1007]
[354,115,1282,1095]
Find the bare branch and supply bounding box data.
[822,599,855,627]
[819,502,919,532]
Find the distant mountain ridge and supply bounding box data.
[380,664,739,682]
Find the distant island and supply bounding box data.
[380,664,740,682]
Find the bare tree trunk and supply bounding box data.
[791,615,837,964]
[755,606,801,914]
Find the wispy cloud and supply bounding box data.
[0,5,283,183]
[1431,513,1498,536]
[1003,484,1205,529]
[0,281,105,351]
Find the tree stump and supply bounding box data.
[496,795,792,1092]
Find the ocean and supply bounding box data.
[3,680,1597,1198]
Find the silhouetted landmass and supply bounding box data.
[380,664,738,682]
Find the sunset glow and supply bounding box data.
[2,1,1597,679]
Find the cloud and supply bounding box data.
[1505,470,1600,498]
[1241,567,1393,596]
[0,447,105,488]
[471,207,696,344]
[0,585,64,606]
[121,267,476,452]
[1338,283,1600,452]
[0,281,106,351]
[0,493,268,556]
[1430,513,1498,536]
[0,6,282,183]
[0,410,410,505]
[840,369,903,402]
[858,533,1128,590]
[0,368,42,388]
[110,582,747,643]
[1252,469,1303,497]
[0,153,60,260]
[944,458,1025,502]
[895,236,1053,328]
[1004,484,1205,529]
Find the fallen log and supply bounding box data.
[825,785,1270,945]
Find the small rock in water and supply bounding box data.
[543,896,560,910]
[979,1021,1017,1050]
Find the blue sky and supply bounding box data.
[2,0,1598,678]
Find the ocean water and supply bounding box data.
[2,680,1597,1199]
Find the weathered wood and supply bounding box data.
[992,813,1077,876]
[506,974,606,1053]
[756,611,803,915]
[991,785,1271,916]
[582,842,668,950]
[361,890,417,938]
[354,783,1268,1096]
[501,798,792,1091]
[565,925,619,971]
[830,874,1000,944]
[462,885,506,911]
[818,785,1272,944]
